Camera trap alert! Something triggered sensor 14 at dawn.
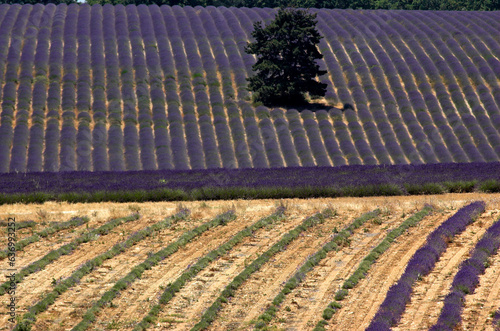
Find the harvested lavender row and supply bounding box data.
[132,207,285,331]
[190,208,336,331]
[429,216,500,331]
[366,201,486,330]
[13,210,188,331]
[0,216,89,259]
[254,208,382,329]
[314,205,433,330]
[71,210,238,331]
[0,213,140,296]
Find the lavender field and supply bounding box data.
[1,4,500,172]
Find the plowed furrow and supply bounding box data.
[87,212,270,330]
[272,214,403,330]
[0,217,147,326]
[327,212,451,330]
[394,212,496,330]
[206,214,350,331]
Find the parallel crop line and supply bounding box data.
[190,208,336,330]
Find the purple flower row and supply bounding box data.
[315,110,347,166]
[255,106,284,168]
[271,108,301,167]
[430,216,500,331]
[367,201,486,330]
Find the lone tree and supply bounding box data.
[245,7,327,107]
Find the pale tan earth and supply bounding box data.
[0,194,498,330]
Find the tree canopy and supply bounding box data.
[245,7,327,107]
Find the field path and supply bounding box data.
[326,211,452,330]
[269,211,404,330]
[394,210,498,330]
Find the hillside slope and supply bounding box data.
[0,4,499,172]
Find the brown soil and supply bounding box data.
[0,194,498,330]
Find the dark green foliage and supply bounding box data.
[0,0,75,4]
[245,7,327,107]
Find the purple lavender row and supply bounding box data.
[330,11,407,164]
[315,14,377,165]
[425,12,500,159]
[224,8,257,76]
[75,4,92,171]
[163,6,205,169]
[349,11,458,162]
[353,11,438,164]
[102,4,124,171]
[270,108,300,167]
[0,5,31,173]
[43,4,65,172]
[366,12,451,164]
[138,5,173,170]
[10,5,44,173]
[27,4,55,172]
[301,110,332,166]
[326,11,393,165]
[460,11,500,83]
[127,5,157,170]
[329,108,362,165]
[402,11,500,161]
[201,8,252,168]
[0,5,19,106]
[211,7,268,168]
[173,6,221,169]
[398,16,484,162]
[430,217,500,331]
[58,4,79,172]
[367,201,486,331]
[340,15,423,164]
[382,13,471,163]
[315,109,347,166]
[89,5,108,171]
[342,13,423,164]
[378,13,462,164]
[255,105,284,168]
[407,11,498,161]
[184,6,236,169]
[149,6,188,170]
[115,5,140,171]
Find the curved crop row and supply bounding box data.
[430,216,500,330]
[366,201,486,330]
[0,5,498,172]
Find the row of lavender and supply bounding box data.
[0,5,500,172]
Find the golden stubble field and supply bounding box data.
[0,193,500,330]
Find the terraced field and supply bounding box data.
[0,4,500,172]
[1,194,499,330]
